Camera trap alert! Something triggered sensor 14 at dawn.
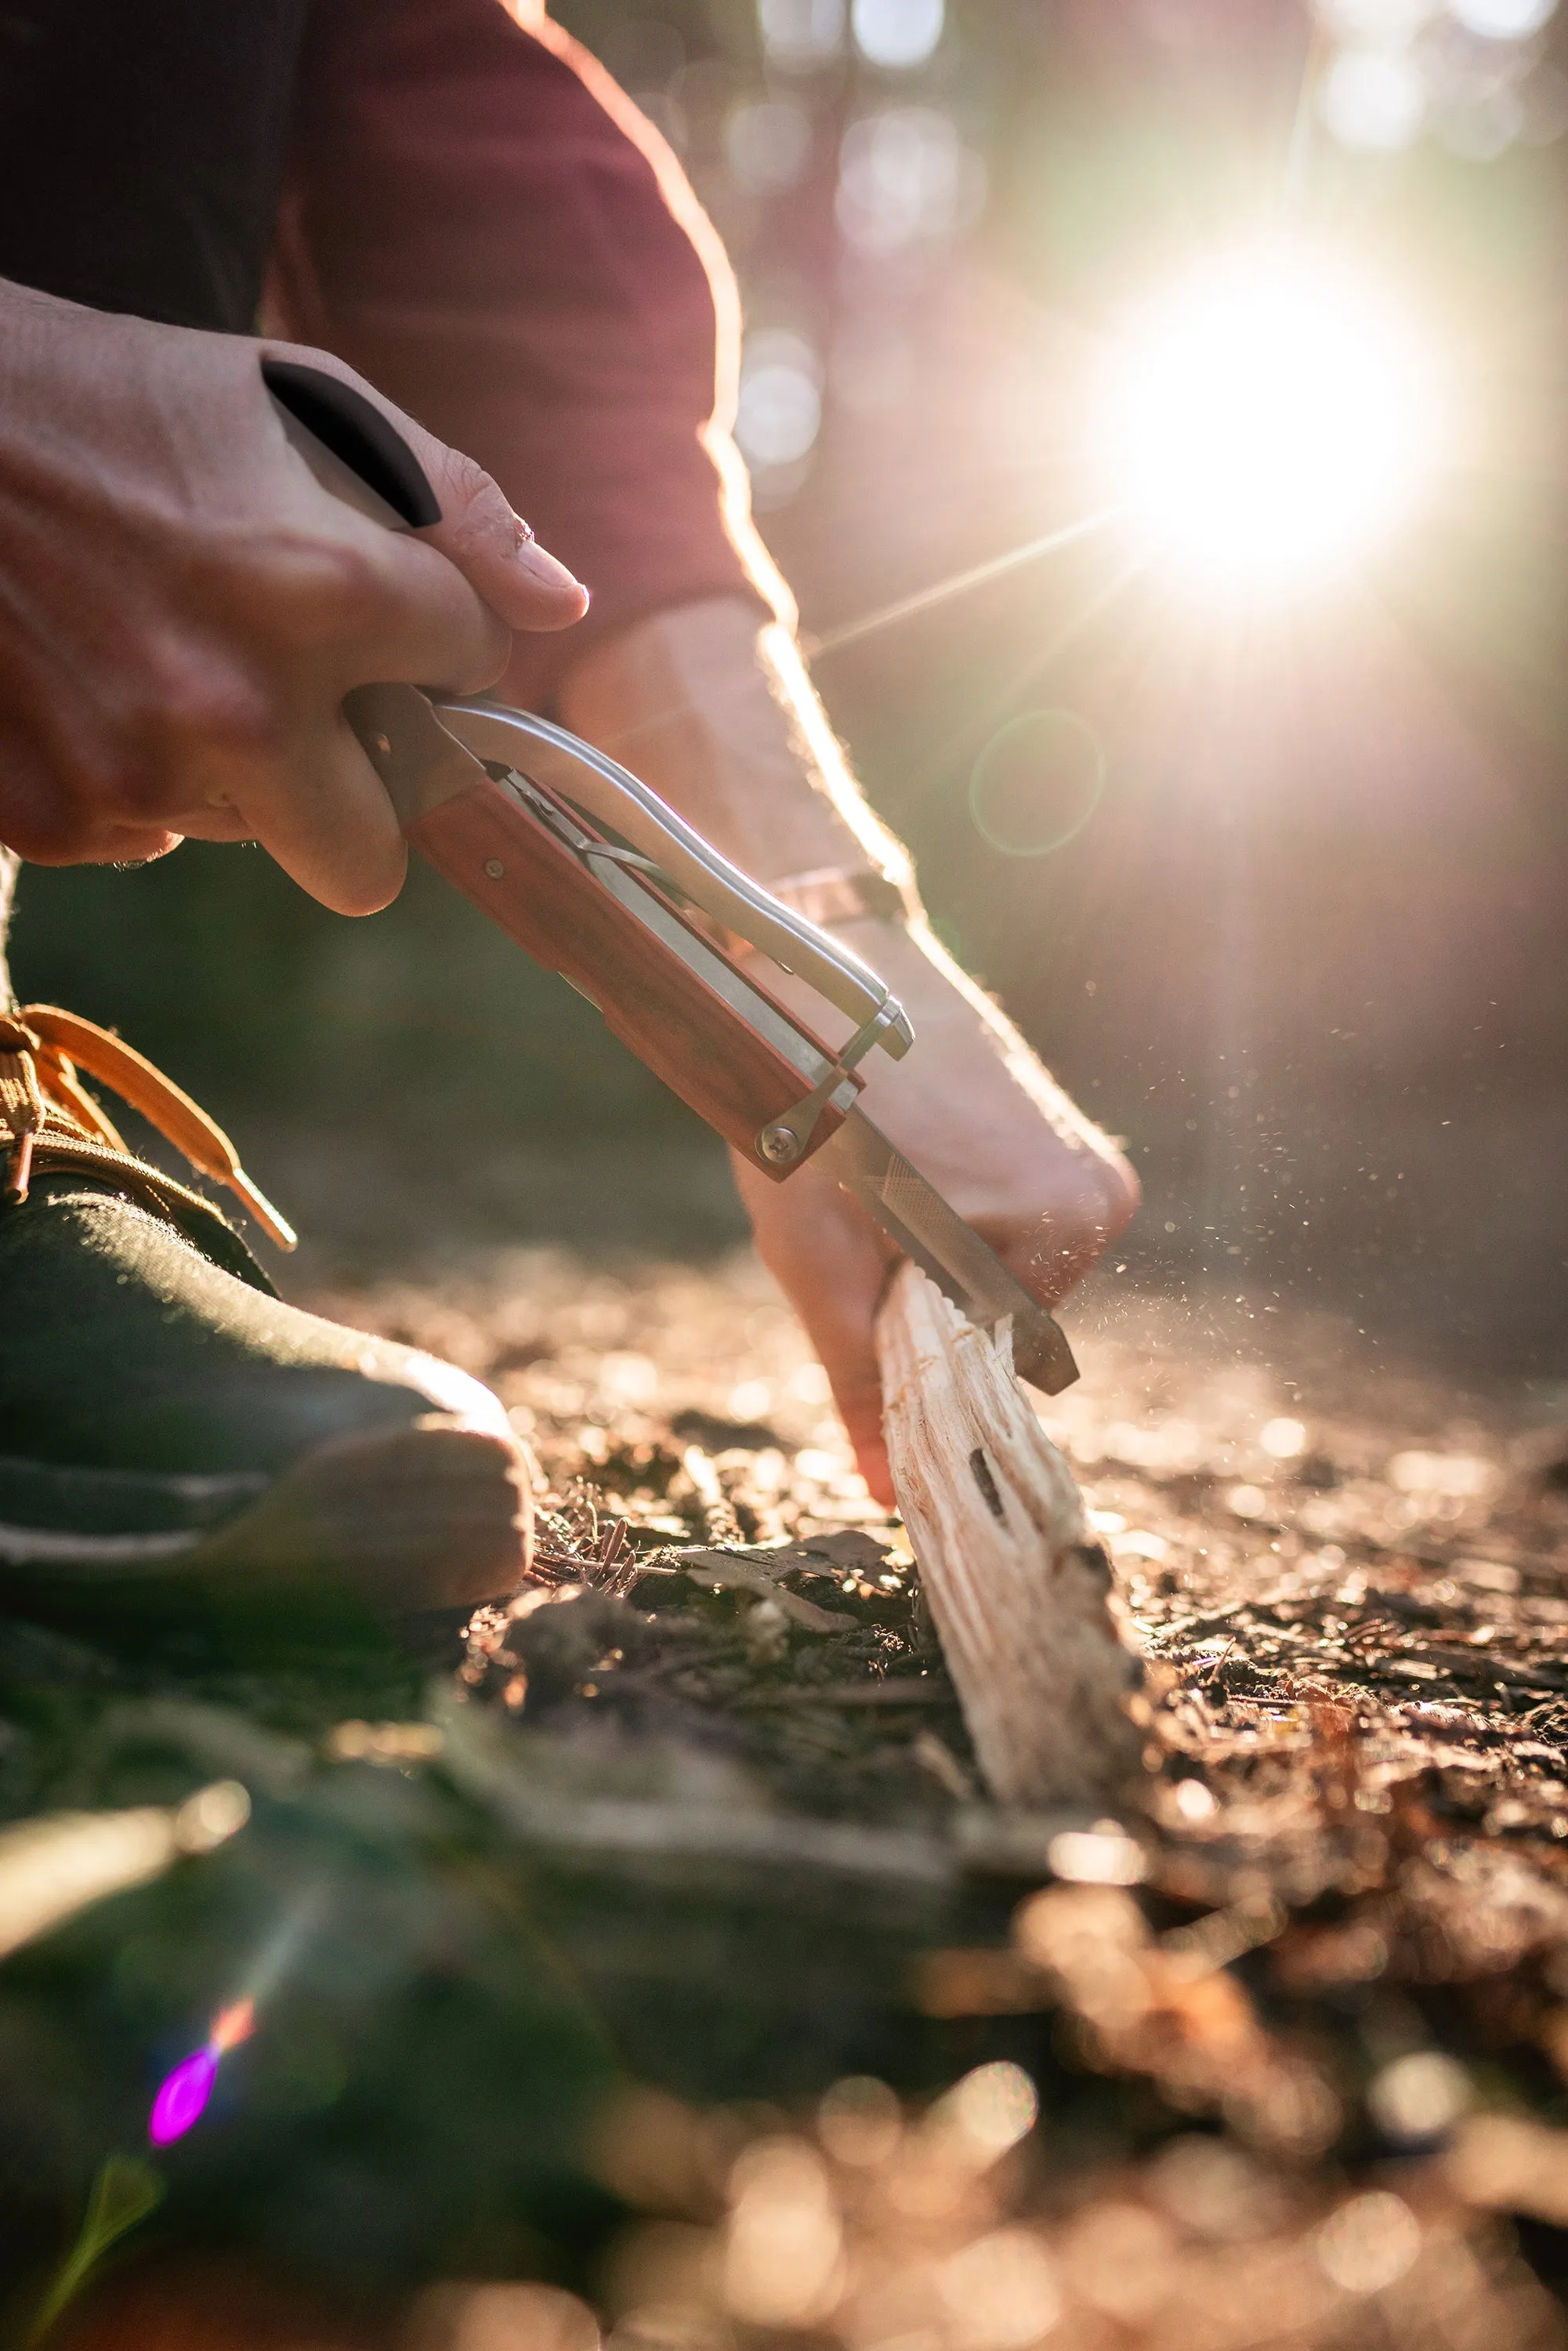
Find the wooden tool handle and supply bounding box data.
[406,778,855,1176]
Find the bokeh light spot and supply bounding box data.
[852,0,944,69]
[1449,0,1558,36]
[737,332,823,469]
[1315,2190,1421,2292]
[1047,1824,1148,1884]
[1320,46,1427,150]
[1261,1415,1308,1458]
[818,2074,902,2165]
[726,97,813,192]
[1367,2049,1472,2142]
[940,2060,1038,2155]
[836,107,982,252]
[969,712,1105,857]
[759,0,846,67]
[938,2227,1063,2348]
[724,2138,842,2327]
[172,1777,250,1854]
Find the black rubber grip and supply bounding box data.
[261,358,441,529]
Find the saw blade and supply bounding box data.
[817,1109,1079,1393]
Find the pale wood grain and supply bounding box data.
[876,1263,1146,1808]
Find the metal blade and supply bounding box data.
[818,1109,1079,1393]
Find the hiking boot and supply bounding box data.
[0,1005,532,1621]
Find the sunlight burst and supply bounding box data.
[1100,244,1446,592]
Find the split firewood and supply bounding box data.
[875,1262,1146,1809]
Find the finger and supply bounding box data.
[422,450,589,635]
[260,341,589,636]
[229,714,407,915]
[11,822,186,868]
[730,1150,900,1509]
[971,1146,1140,1311]
[339,531,515,698]
[155,804,254,846]
[0,723,186,867]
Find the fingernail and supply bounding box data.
[516,536,584,596]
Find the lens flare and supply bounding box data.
[1100,243,1446,591]
[148,2049,218,2147]
[209,1998,255,2054]
[147,1998,257,2146]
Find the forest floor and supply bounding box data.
[317,1246,1568,2351]
[13,1241,1568,2349]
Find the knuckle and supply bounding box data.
[198,526,386,650]
[444,456,515,550]
[134,650,283,780]
[263,532,385,636]
[444,447,495,509]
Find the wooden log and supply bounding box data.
[875,1263,1146,1809]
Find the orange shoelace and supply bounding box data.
[0,1004,295,1249]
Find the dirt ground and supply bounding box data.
[294,1244,1568,2351]
[13,1239,1568,2349]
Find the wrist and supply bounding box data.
[762,862,921,929]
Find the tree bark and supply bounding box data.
[875,1264,1146,1809]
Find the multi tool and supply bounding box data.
[265,358,1078,1393]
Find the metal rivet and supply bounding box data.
[371,732,392,758]
[483,858,505,880]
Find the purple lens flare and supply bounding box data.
[147,2046,219,2146]
[146,2000,256,2146]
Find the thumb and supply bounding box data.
[261,342,589,634]
[419,441,589,636]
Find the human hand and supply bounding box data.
[0,281,586,913]
[557,596,1137,1504]
[729,916,1138,1504]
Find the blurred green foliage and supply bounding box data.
[12,847,679,1140]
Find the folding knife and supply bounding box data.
[345,684,1078,1394]
[261,355,1077,1391]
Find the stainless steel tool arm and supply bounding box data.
[431,698,914,1061]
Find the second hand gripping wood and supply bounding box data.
[345,683,1078,1393]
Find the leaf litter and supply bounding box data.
[5,1246,1568,2346]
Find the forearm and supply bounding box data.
[558,592,1139,1179]
[556,596,916,905]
